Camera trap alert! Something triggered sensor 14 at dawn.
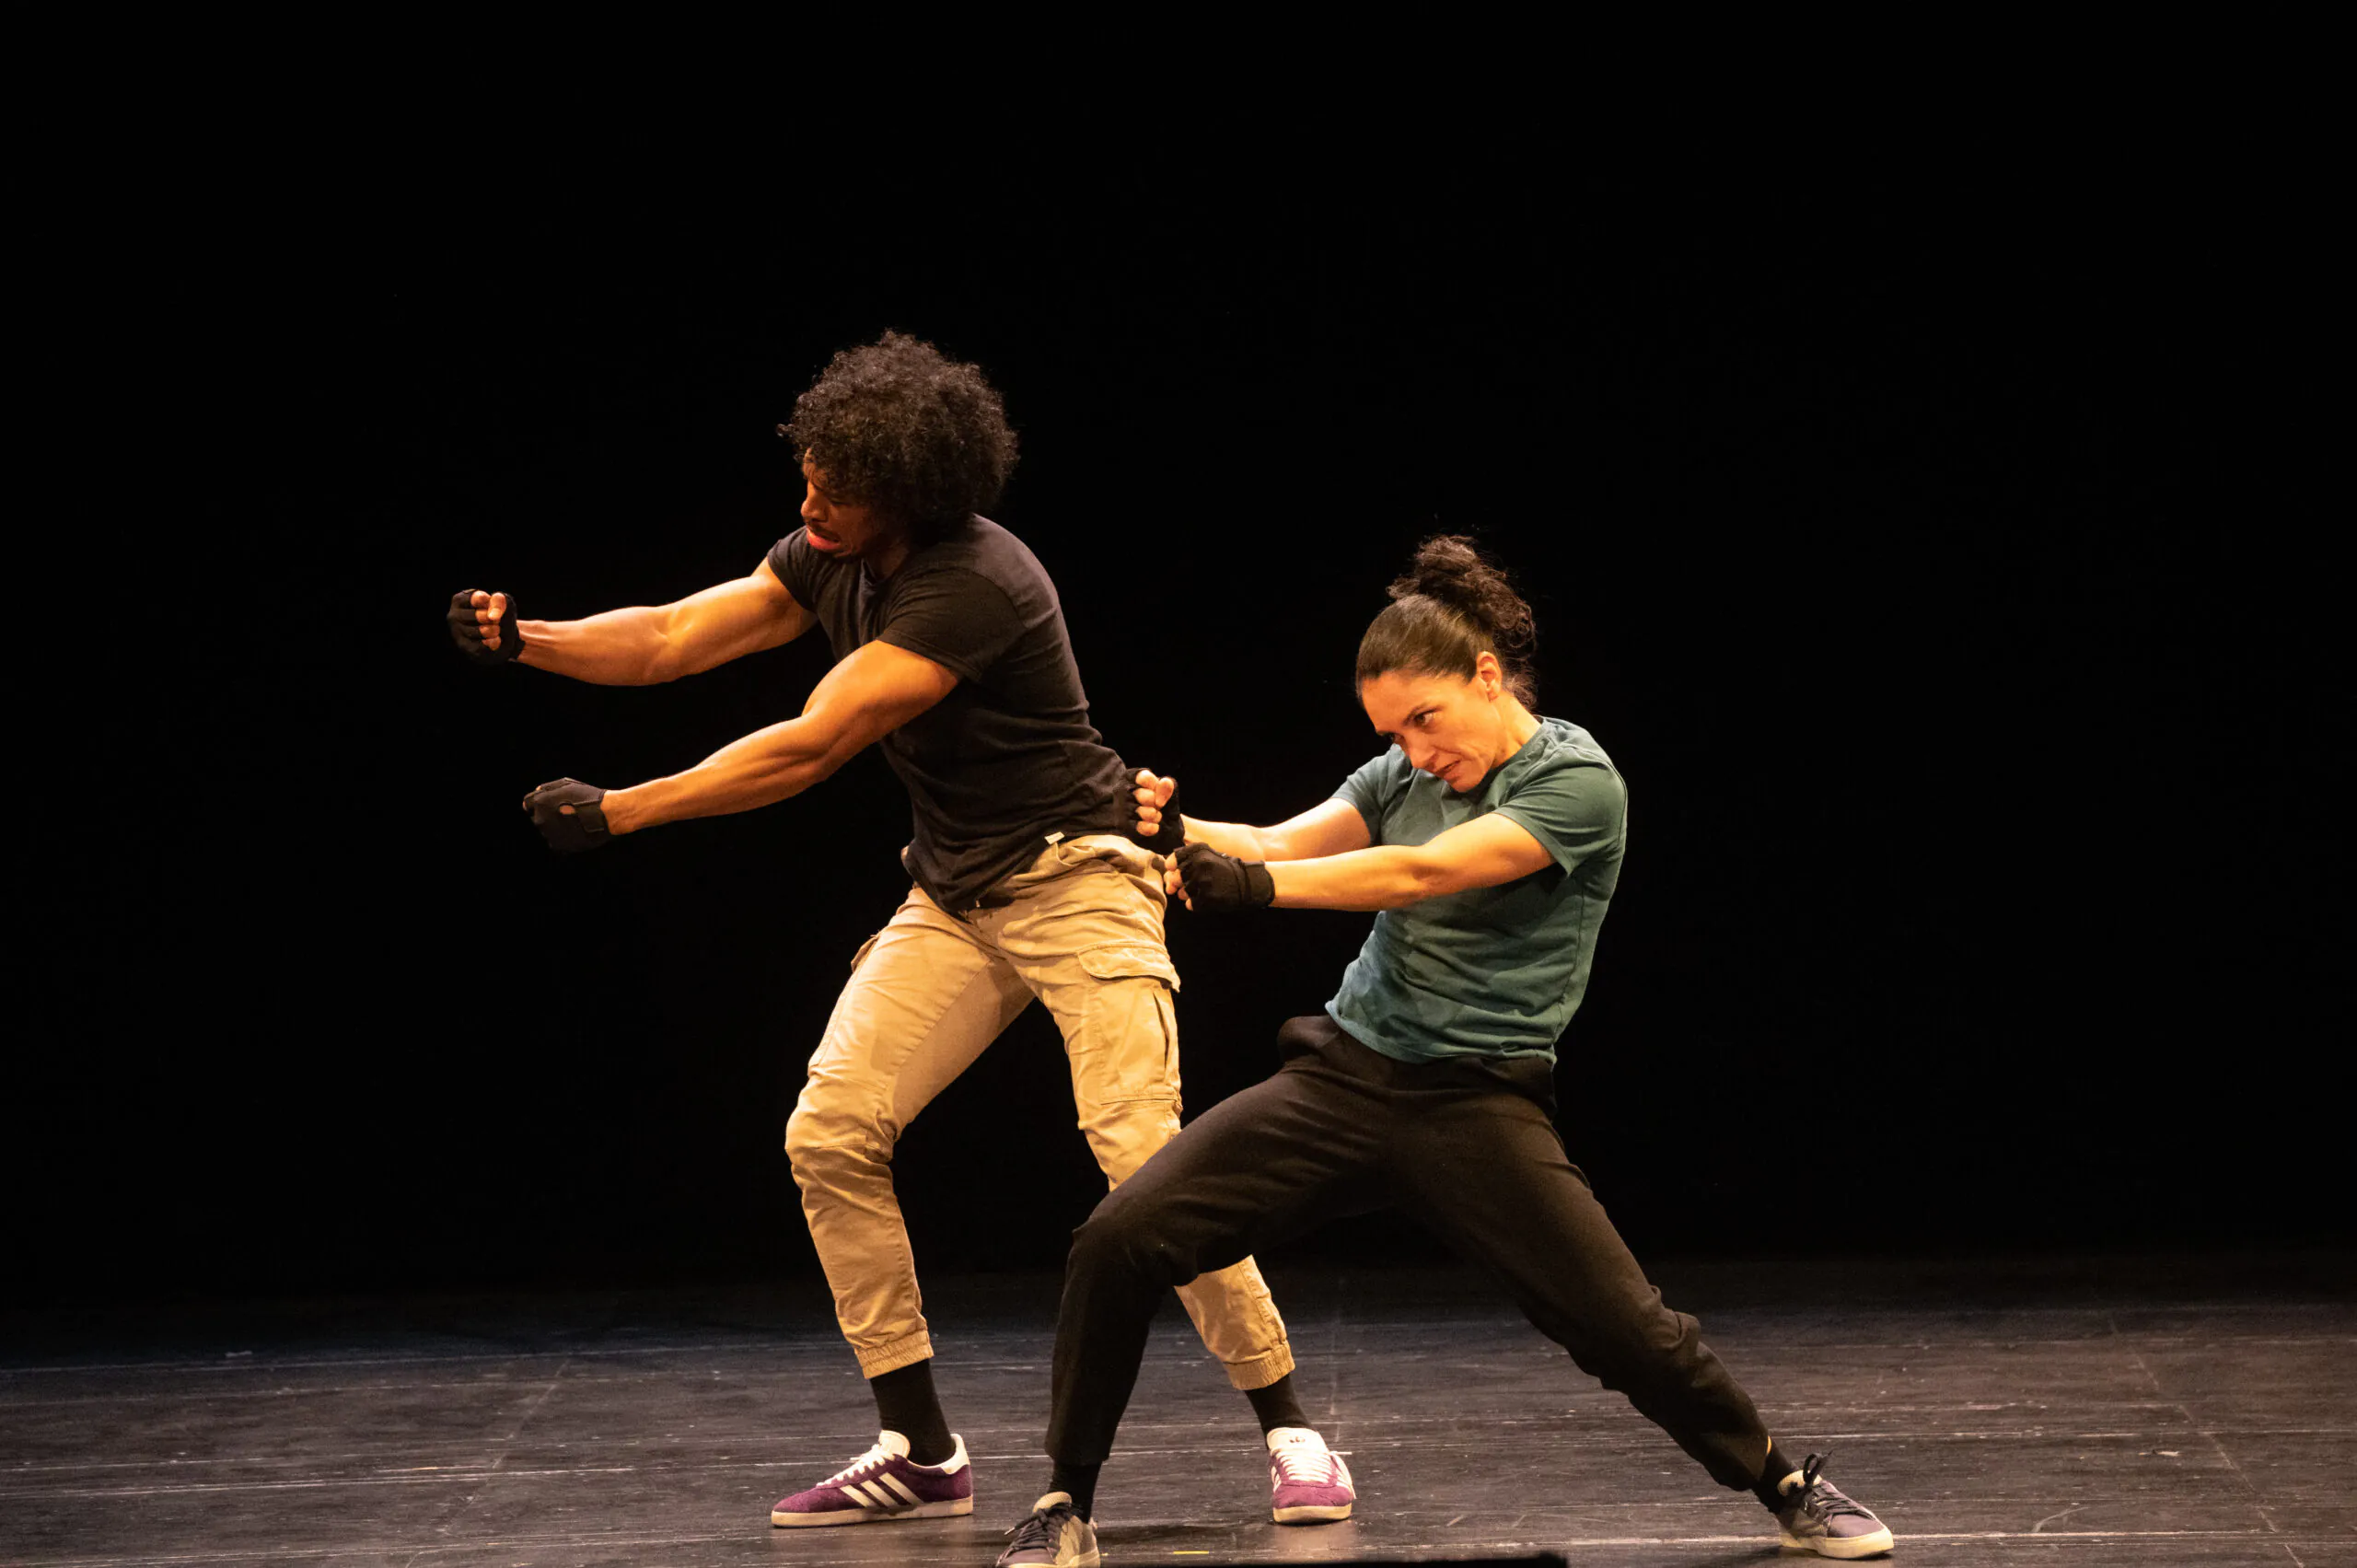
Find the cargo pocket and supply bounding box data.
[1077,941,1180,992]
[1073,943,1184,1109]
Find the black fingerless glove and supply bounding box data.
[1175,842,1274,912]
[1132,776,1186,855]
[522,778,610,854]
[448,590,521,665]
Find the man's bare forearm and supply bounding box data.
[601,718,842,833]
[596,638,951,837]
[516,607,676,686]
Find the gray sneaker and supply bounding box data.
[995,1491,1100,1567]
[1775,1454,1894,1559]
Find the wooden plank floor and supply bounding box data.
[3,1252,2350,1566]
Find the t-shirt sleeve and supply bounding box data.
[876,564,1027,683]
[1332,749,1407,843]
[767,532,818,610]
[1493,762,1624,873]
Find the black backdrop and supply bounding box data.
[24,157,2340,1306]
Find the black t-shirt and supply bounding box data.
[768,517,1133,912]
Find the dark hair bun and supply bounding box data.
[1389,535,1536,663]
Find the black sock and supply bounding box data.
[1244,1374,1310,1436]
[868,1360,955,1466]
[1049,1460,1101,1519]
[1754,1443,1802,1511]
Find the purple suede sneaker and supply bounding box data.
[770,1430,973,1527]
[1266,1426,1354,1524]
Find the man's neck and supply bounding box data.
[862,532,916,582]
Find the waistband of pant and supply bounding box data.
[956,830,1147,917]
[1280,1014,1557,1109]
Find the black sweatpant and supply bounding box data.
[1047,1015,1775,1493]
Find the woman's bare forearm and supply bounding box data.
[1265,845,1446,910]
[1260,812,1552,910]
[1177,817,1269,858]
[1178,796,1369,862]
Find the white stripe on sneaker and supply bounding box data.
[880,1473,922,1505]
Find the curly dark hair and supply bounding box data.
[1355,535,1538,704]
[782,331,1019,544]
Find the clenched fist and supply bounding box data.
[1129,769,1185,855]
[1168,842,1273,913]
[448,590,521,665]
[522,778,610,854]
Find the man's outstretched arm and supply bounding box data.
[455,557,813,685]
[598,641,958,835]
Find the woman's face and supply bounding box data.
[1359,661,1515,793]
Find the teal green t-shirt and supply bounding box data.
[1326,717,1626,1064]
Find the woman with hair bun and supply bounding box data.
[993,538,1893,1565]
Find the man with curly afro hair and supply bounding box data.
[447,332,1331,1534]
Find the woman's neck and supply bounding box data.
[1499,698,1541,756]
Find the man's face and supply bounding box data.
[1360,667,1510,794]
[800,459,894,561]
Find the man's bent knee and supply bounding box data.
[1078,1095,1183,1189]
[784,1090,893,1182]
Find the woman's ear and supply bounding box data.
[1474,649,1504,699]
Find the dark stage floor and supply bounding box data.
[3,1252,2351,1567]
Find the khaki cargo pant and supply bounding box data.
[784,832,1294,1388]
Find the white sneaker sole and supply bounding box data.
[1273,1502,1353,1524]
[772,1497,973,1527]
[1779,1523,1895,1558]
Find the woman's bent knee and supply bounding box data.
[1072,1189,1194,1287]
[1583,1308,1710,1391]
